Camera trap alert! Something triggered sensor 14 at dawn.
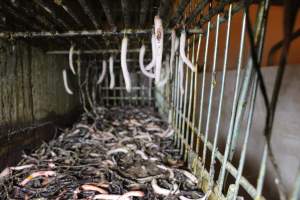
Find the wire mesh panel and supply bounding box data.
[155,1,275,200]
[99,70,154,107]
[74,57,154,109]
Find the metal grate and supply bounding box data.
[99,70,154,107]
[154,1,293,200]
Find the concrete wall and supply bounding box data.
[0,40,80,167]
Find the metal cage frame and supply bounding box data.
[0,0,299,199]
[154,1,299,200]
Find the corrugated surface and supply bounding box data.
[0,40,78,128]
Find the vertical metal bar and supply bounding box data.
[180,51,190,157]
[77,0,100,28]
[141,76,145,107]
[105,72,109,106]
[196,21,211,155]
[170,46,176,112]
[227,55,253,160]
[85,61,94,111]
[202,14,220,166]
[256,144,268,198]
[176,58,182,148]
[175,55,181,147]
[99,77,104,106]
[148,76,152,106]
[98,0,117,31]
[232,75,258,199]
[184,34,196,161]
[113,79,117,106]
[176,55,182,148]
[139,74,142,107]
[121,0,130,28]
[131,73,135,106]
[209,4,232,185]
[92,68,97,106]
[141,74,144,107]
[291,169,300,200]
[139,0,149,27]
[228,0,270,163]
[191,33,202,152]
[127,77,130,105]
[179,65,189,155]
[217,11,247,191]
[171,55,177,143]
[173,55,180,147]
[120,72,125,106]
[135,73,138,106]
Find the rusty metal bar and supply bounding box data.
[33,0,71,30]
[179,61,190,156]
[176,54,183,148]
[31,0,95,49]
[121,0,130,28]
[191,33,202,155]
[1,3,42,31]
[168,92,260,199]
[173,55,180,148]
[169,0,192,27]
[185,0,209,25]
[46,49,140,54]
[226,1,271,194]
[57,2,84,29]
[77,0,100,29]
[0,28,203,39]
[98,0,117,31]
[291,169,300,200]
[4,1,51,30]
[81,59,151,63]
[56,1,101,48]
[139,0,149,27]
[227,0,271,165]
[202,14,220,168]
[182,38,193,161]
[232,75,258,199]
[208,4,232,187]
[217,11,247,191]
[196,20,211,154]
[256,144,268,199]
[105,74,109,106]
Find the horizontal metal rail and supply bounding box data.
[0,28,203,39]
[101,97,153,100]
[100,87,154,90]
[47,49,140,54]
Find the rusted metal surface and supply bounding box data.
[0,39,80,167]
